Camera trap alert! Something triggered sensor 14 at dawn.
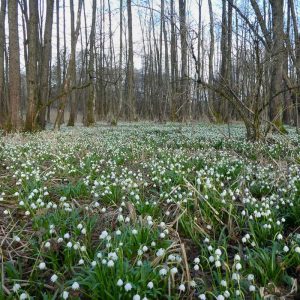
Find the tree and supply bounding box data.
[25,0,39,131]
[0,0,6,127]
[8,0,22,131]
[127,0,136,121]
[86,0,96,126]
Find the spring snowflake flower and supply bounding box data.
[249,285,256,292]
[147,282,154,289]
[194,257,200,264]
[64,233,70,239]
[247,274,254,281]
[20,293,28,300]
[178,284,185,292]
[170,267,178,274]
[215,249,222,256]
[132,229,138,235]
[217,295,224,300]
[159,268,167,276]
[194,264,200,271]
[91,261,97,267]
[107,260,114,267]
[117,279,124,286]
[277,233,283,240]
[220,280,227,287]
[283,245,289,252]
[12,283,21,292]
[44,241,51,249]
[234,254,241,261]
[133,295,141,300]
[124,283,132,291]
[66,242,73,248]
[62,291,69,299]
[215,260,221,268]
[72,282,80,290]
[199,294,206,300]
[78,259,84,265]
[50,274,58,283]
[295,246,300,253]
[13,236,21,242]
[38,262,46,270]
[235,263,242,271]
[99,230,108,239]
[224,291,230,298]
[156,248,165,257]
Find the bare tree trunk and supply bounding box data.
[269,0,284,126]
[25,0,39,131]
[38,0,54,128]
[56,0,61,123]
[117,0,123,120]
[179,0,188,121]
[8,0,22,131]
[208,0,215,120]
[86,0,96,126]
[127,0,135,120]
[67,0,78,126]
[0,0,6,127]
[54,0,82,130]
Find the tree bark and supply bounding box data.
[8,0,22,131]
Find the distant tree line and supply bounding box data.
[0,0,299,139]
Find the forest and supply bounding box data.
[1,0,300,299]
[0,0,299,139]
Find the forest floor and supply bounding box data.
[1,123,300,300]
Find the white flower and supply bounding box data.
[20,293,28,300]
[44,241,51,249]
[295,246,300,253]
[249,285,256,292]
[78,259,84,265]
[234,254,241,261]
[199,294,206,300]
[99,230,108,239]
[283,245,289,252]
[91,261,97,267]
[215,249,222,256]
[66,242,72,248]
[12,283,21,292]
[159,268,167,276]
[124,283,132,291]
[117,279,123,286]
[132,229,138,235]
[13,236,21,242]
[209,256,214,262]
[133,295,141,300]
[235,263,242,271]
[220,280,227,287]
[217,295,225,300]
[107,260,114,267]
[178,284,185,292]
[62,291,69,299]
[77,223,83,230]
[277,233,283,240]
[38,262,46,270]
[50,274,58,283]
[247,274,254,281]
[194,264,199,271]
[170,267,178,274]
[156,248,165,257]
[215,260,221,268]
[224,291,230,298]
[147,281,154,289]
[64,233,70,239]
[72,282,80,290]
[194,257,200,264]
